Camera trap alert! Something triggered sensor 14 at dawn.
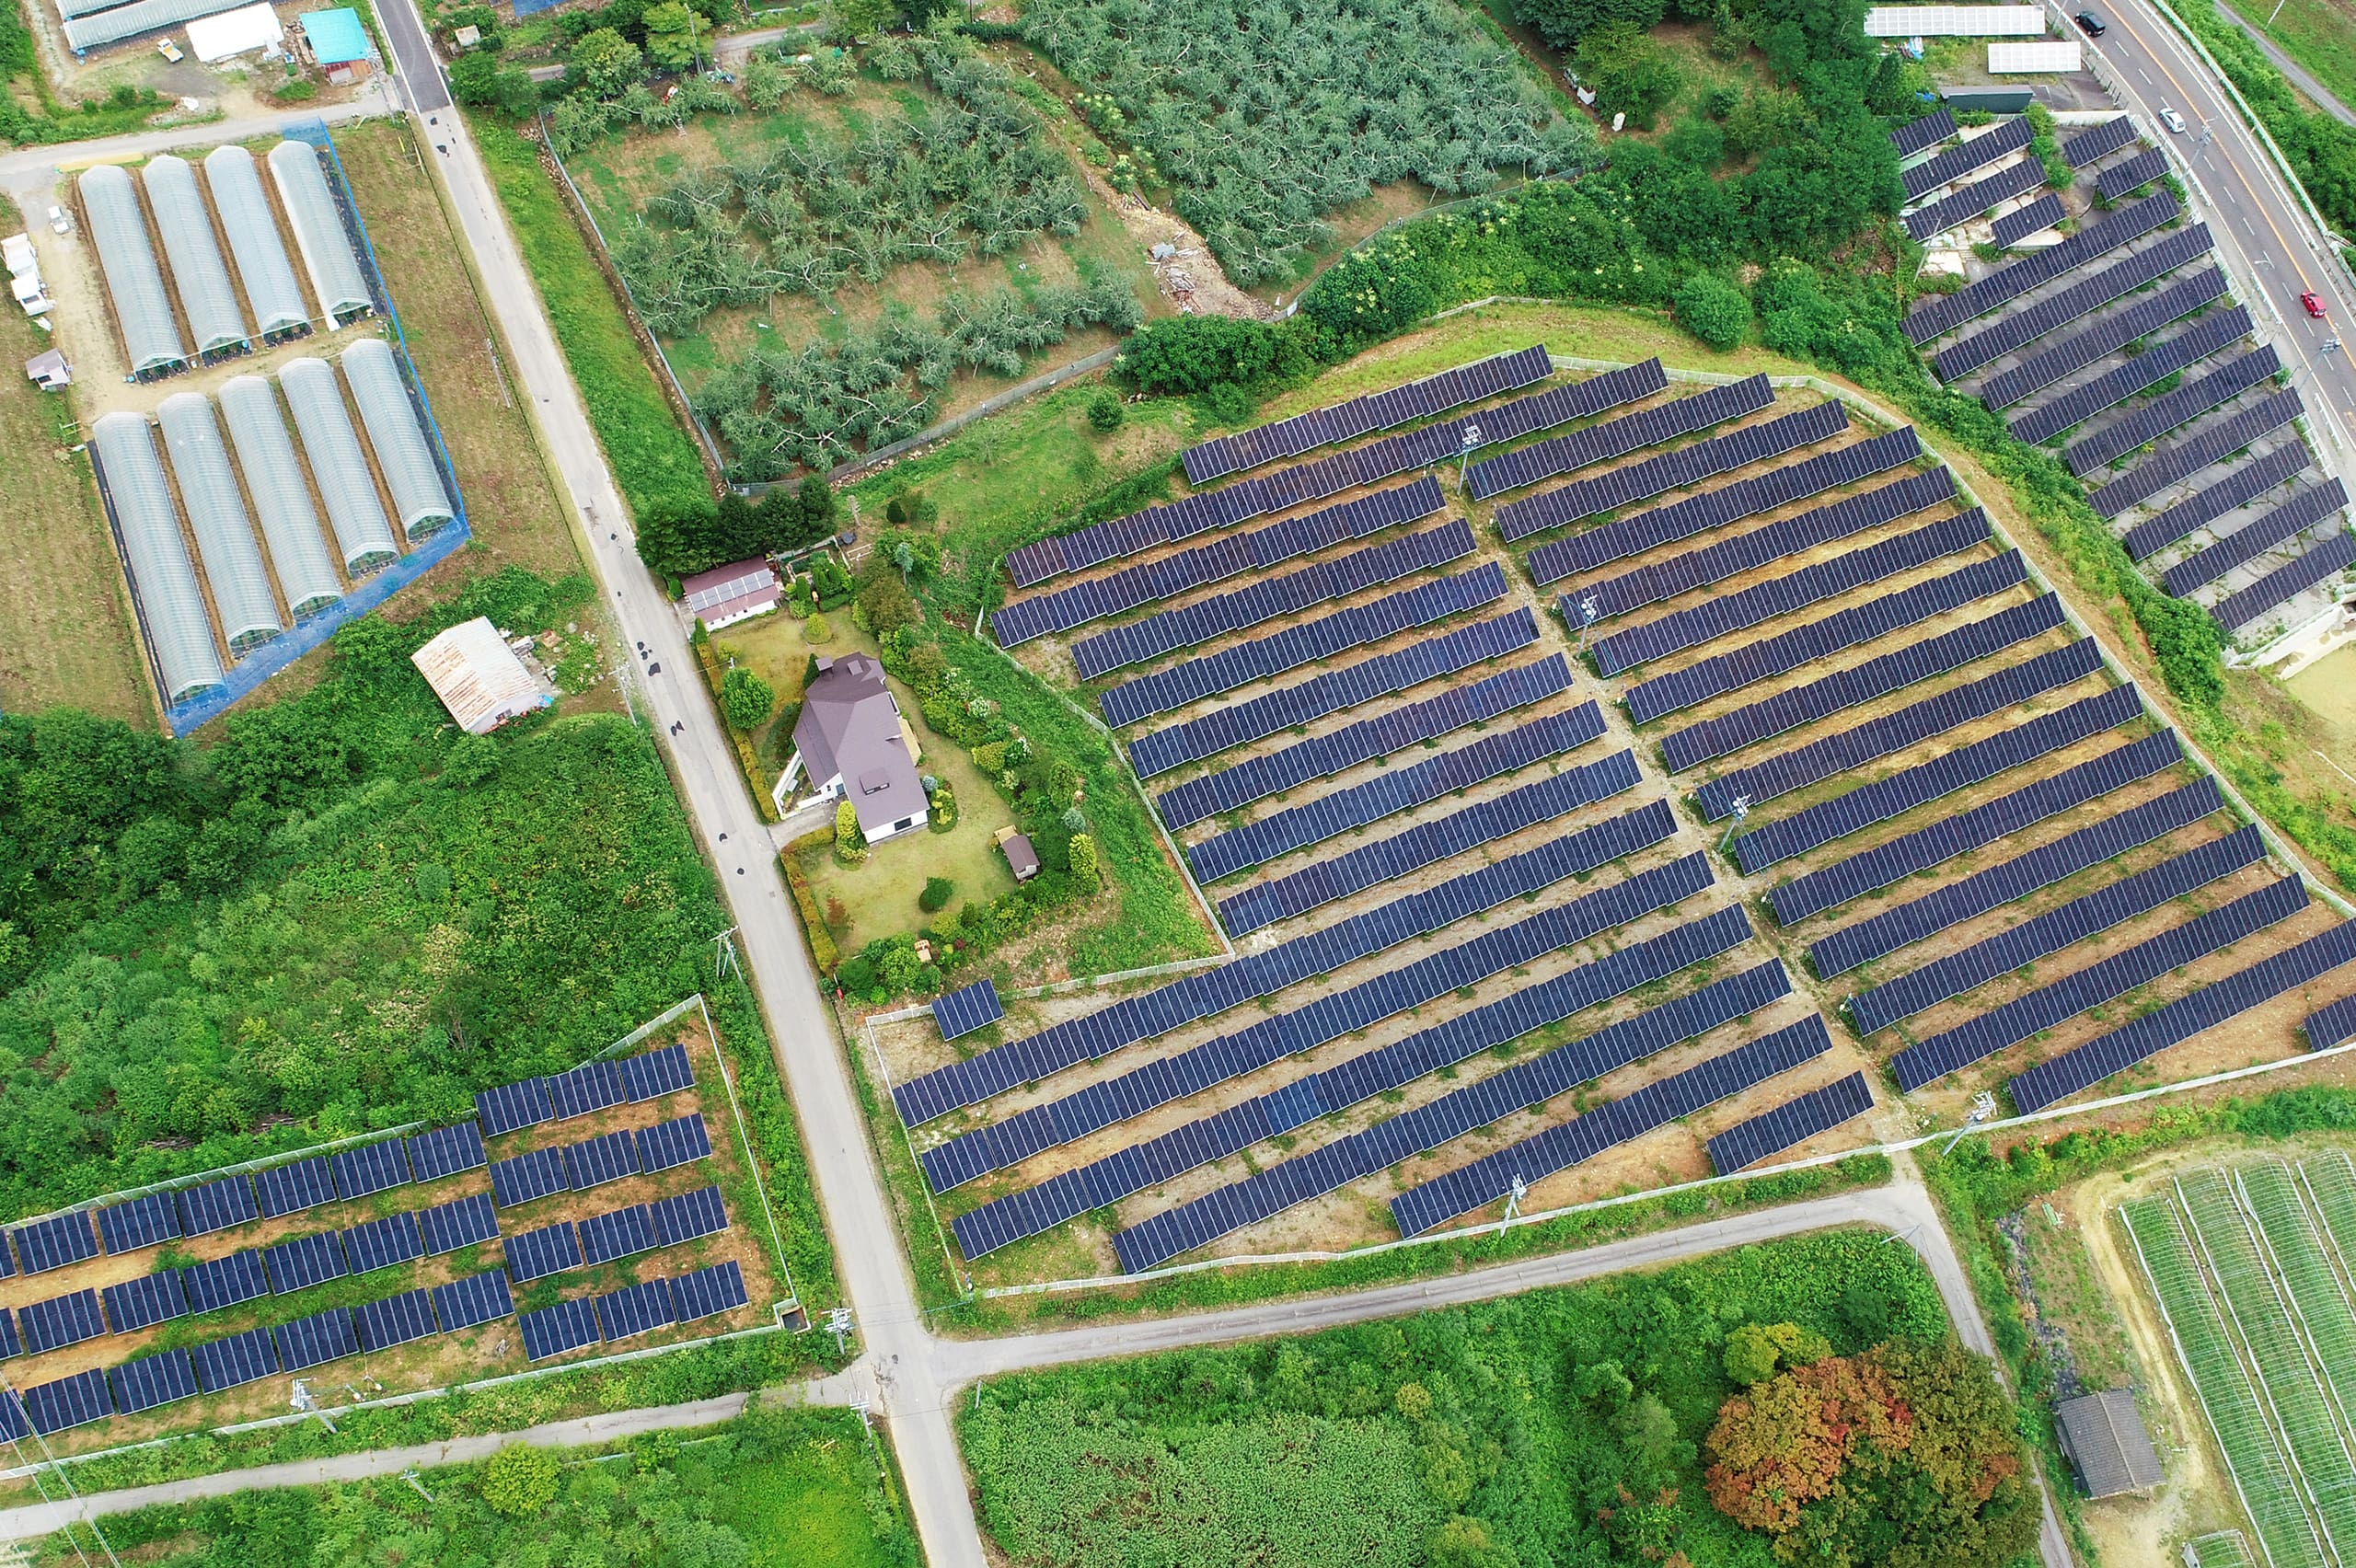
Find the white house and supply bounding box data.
[781,653,929,843]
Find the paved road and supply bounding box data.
[0,85,394,198]
[2212,3,2356,127]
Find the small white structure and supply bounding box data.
[1990,40,2082,71]
[782,652,929,844]
[25,349,69,390]
[411,617,550,734]
[683,558,780,632]
[5,233,49,317]
[1866,6,2043,34]
[185,2,283,60]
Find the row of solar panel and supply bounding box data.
[2014,305,2252,448]
[1992,192,2066,250]
[1465,375,1771,502]
[513,1260,752,1363]
[474,1044,696,1137]
[2305,988,2356,1048]
[1531,427,1926,589]
[1892,107,1959,157]
[2090,388,2304,519]
[1187,702,1606,883]
[503,1185,732,1286]
[1903,117,2035,202]
[1981,266,2228,409]
[2162,479,2348,596]
[932,828,1700,1202]
[487,1113,712,1209]
[1943,225,2216,384]
[1181,347,1553,484]
[2211,527,2356,632]
[1496,399,1850,544]
[2097,146,2172,203]
[1625,549,2027,725]
[1706,1073,1876,1174]
[1903,156,2042,244]
[2125,441,2311,560]
[2064,116,2137,168]
[1908,193,2183,346]
[1103,557,1502,729]
[1003,362,1669,588]
[934,979,1004,1043]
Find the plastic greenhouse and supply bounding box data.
[78,165,186,377]
[341,339,454,537]
[91,413,224,702]
[202,146,310,340]
[279,356,399,572]
[157,392,283,652]
[142,156,250,359]
[218,375,344,619]
[266,140,371,323]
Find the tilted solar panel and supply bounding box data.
[562,1130,640,1192]
[21,1368,111,1435]
[504,1222,582,1283]
[547,1060,627,1121]
[2063,116,2136,167]
[490,1146,572,1209]
[2211,527,2356,633]
[12,1212,98,1275]
[2088,388,2303,519]
[1892,107,1958,156]
[356,1288,439,1352]
[176,1175,259,1238]
[191,1325,278,1391]
[1942,226,2217,383]
[670,1260,749,1323]
[1904,157,2042,243]
[264,1229,349,1292]
[2125,441,2312,560]
[0,1309,17,1360]
[934,980,1004,1041]
[96,1193,181,1255]
[100,1271,188,1333]
[2011,306,2252,446]
[651,1185,729,1245]
[475,1078,552,1137]
[1907,193,2182,344]
[519,1297,601,1361]
[418,1193,500,1256]
[109,1347,198,1415]
[636,1113,713,1174]
[2162,479,2347,596]
[620,1043,696,1101]
[1467,374,1773,501]
[2068,344,2280,475]
[254,1156,338,1220]
[330,1139,412,1202]
[2304,989,2356,1048]
[1182,346,1552,483]
[1903,117,2034,202]
[1979,266,2229,409]
[272,1307,359,1372]
[1706,1072,1875,1173]
[432,1270,514,1331]
[406,1121,488,1182]
[1992,192,2065,248]
[579,1204,658,1265]
[2098,146,2171,202]
[179,1249,269,1314]
[595,1278,676,1342]
[1496,398,1848,543]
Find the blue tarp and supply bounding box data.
[298,8,368,64]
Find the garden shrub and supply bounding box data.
[718,666,774,732]
[1576,22,1682,131]
[920,876,954,912]
[834,800,867,865]
[1672,271,1751,351]
[1087,388,1125,432]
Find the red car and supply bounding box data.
[2304,290,2328,318]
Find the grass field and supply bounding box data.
[2216,0,2356,114]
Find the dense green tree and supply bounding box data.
[1674,272,1753,351]
[1514,0,1665,48]
[719,667,775,732]
[641,0,704,69]
[1576,23,1683,131]
[1115,314,1317,396]
[571,27,644,98]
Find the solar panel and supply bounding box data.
[191,1324,278,1391]
[490,1146,572,1208]
[1496,397,1846,542]
[546,1060,627,1121]
[404,1121,487,1183]
[1467,374,1773,501]
[563,1130,640,1191]
[109,1347,198,1415]
[263,1229,349,1292]
[2011,306,2253,446]
[177,1175,259,1237]
[1992,192,2065,248]
[344,1212,423,1274]
[2067,343,2279,474]
[100,1270,188,1333]
[254,1156,337,1219]
[1706,1072,1876,1173]
[620,1043,696,1101]
[1904,156,2042,243]
[96,1193,181,1255]
[331,1139,413,1202]
[1893,107,1958,156]
[579,1204,658,1264]
[2211,527,2356,633]
[179,1249,270,1314]
[17,1288,104,1356]
[2306,989,2356,1048]
[1902,117,2034,202]
[2126,441,2312,560]
[12,1212,98,1274]
[476,1078,553,1136]
[1943,226,2217,383]
[1980,267,2229,408]
[935,980,1004,1040]
[650,1185,728,1245]
[595,1279,676,1342]
[0,1309,17,1360]
[2063,116,2136,167]
[2098,146,2172,202]
[2009,917,2356,1113]
[418,1193,500,1256]
[272,1307,358,1372]
[503,1221,582,1283]
[2089,388,2303,518]
[519,1297,601,1361]
[669,1260,749,1323]
[1908,193,2183,345]
[431,1270,514,1331]
[2162,478,2347,596]
[21,1368,111,1435]
[356,1287,440,1352]
[636,1113,714,1174]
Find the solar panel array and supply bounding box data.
[406,1122,488,1182]
[1496,398,1849,543]
[1594,512,1989,678]
[1893,107,1958,156]
[491,1146,570,1208]
[564,1130,640,1191]
[2068,344,2280,475]
[178,1176,258,1238]
[1943,226,2217,383]
[1391,1014,1834,1237]
[1903,117,2034,202]
[264,1229,346,1291]
[96,1193,179,1255]
[255,1157,337,1219]
[2125,441,2312,560]
[1530,427,1927,588]
[1979,267,2229,409]
[180,1249,269,1313]
[12,1214,96,1275]
[357,1288,438,1352]
[2163,479,2348,595]
[110,1347,198,1415]
[1468,375,1773,502]
[1155,654,1574,829]
[579,1204,657,1266]
[934,979,1003,1041]
[18,1291,101,1355]
[1769,727,2183,925]
[23,1368,110,1435]
[274,1307,357,1371]
[1103,558,1503,728]
[1004,362,1668,587]
[418,1193,500,1256]
[637,1112,712,1173]
[620,1044,695,1101]
[1707,1072,1875,1174]
[331,1140,412,1202]
[1695,638,2102,822]
[1992,192,2066,249]
[433,1269,514,1332]
[1626,550,2027,725]
[520,1297,600,1361]
[2090,388,2304,518]
[548,1060,626,1121]
[2008,917,2356,1113]
[672,1260,748,1323]
[475,1078,551,1136]
[505,1221,582,1283]
[2010,306,2252,446]
[2305,990,2356,1048]
[1219,747,1643,935]
[1664,594,2065,773]
[1182,346,1553,483]
[191,1326,278,1391]
[1190,702,1605,883]
[101,1272,187,1333]
[652,1184,729,1244]
[2212,527,2356,631]
[1858,823,2264,1037]
[2064,116,2136,167]
[1907,194,2182,344]
[1903,157,2043,243]
[2098,146,2172,202]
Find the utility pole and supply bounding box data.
[1457,423,1483,494]
[1497,1174,1528,1237]
[1717,796,1750,856]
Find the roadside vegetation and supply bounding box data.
[2194,0,2356,252]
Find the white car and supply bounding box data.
[2160,105,2188,133]
[46,205,69,236]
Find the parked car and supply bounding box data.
[2304,290,2328,318]
[2160,105,2188,133]
[155,36,181,61]
[2074,10,2106,33]
[45,205,69,236]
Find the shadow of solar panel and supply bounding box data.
[505,1221,580,1283]
[1893,107,1958,156]
[2012,306,2253,446]
[418,1193,499,1257]
[620,1044,695,1101]
[1707,1072,1875,1173]
[2064,116,2135,167]
[1944,227,2216,384]
[1903,117,2033,202]
[651,1185,728,1245]
[330,1139,412,1202]
[476,1078,552,1136]
[254,1157,337,1219]
[22,1368,110,1435]
[2211,527,2356,631]
[670,1260,748,1323]
[1182,346,1552,484]
[2162,478,2346,595]
[935,980,1003,1040]
[179,1249,268,1314]
[109,1347,197,1415]
[2068,344,2278,475]
[1993,192,2065,248]
[1908,193,2181,345]
[1980,266,2228,408]
[432,1270,514,1331]
[636,1113,712,1174]
[177,1175,259,1239]
[100,1271,187,1333]
[1626,548,2026,724]
[490,1146,571,1209]
[1467,374,1772,501]
[12,1212,97,1275]
[264,1229,348,1292]
[0,1309,17,1360]
[595,1279,676,1343]
[191,1325,277,1391]
[2090,388,2302,518]
[1904,156,2041,242]
[273,1307,357,1371]
[579,1205,657,1265]
[1496,398,1846,542]
[2126,441,2311,560]
[405,1121,487,1183]
[563,1131,639,1192]
[17,1288,101,1356]
[344,1213,423,1274]
[2098,146,2171,202]
[2009,919,2356,1113]
[96,1193,181,1255]
[1768,726,2183,925]
[547,1060,626,1121]
[519,1297,600,1361]
[352,1288,437,1353]
[1390,1013,1835,1238]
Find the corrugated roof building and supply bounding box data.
[266,141,371,323]
[2054,1389,2163,1498]
[1865,5,2044,32]
[202,146,309,340]
[411,617,550,733]
[63,0,254,51]
[279,355,398,572]
[218,375,343,618]
[92,412,225,702]
[341,339,453,536]
[143,156,249,358]
[158,392,282,652]
[78,165,186,377]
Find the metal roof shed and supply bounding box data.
[2054,1389,2162,1497]
[1990,40,2082,70]
[341,338,453,536]
[202,146,308,339]
[411,617,549,733]
[219,375,343,617]
[279,356,398,571]
[78,166,185,377]
[1865,5,2044,31]
[142,156,249,358]
[62,0,252,52]
[266,141,371,322]
[158,392,283,652]
[91,413,225,702]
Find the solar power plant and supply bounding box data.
[1892,107,1958,156]
[671,1260,749,1323]
[272,1307,358,1372]
[331,1139,413,1202]
[191,1325,277,1392]
[1979,267,2229,408]
[100,1271,188,1333]
[263,1229,348,1292]
[357,1288,440,1352]
[995,479,1446,647]
[431,1270,514,1332]
[418,1193,500,1256]
[97,1193,180,1255]
[636,1113,713,1174]
[406,1121,488,1182]
[1189,703,1605,882]
[18,1290,103,1355]
[2068,345,2281,474]
[1127,608,1537,778]
[254,1156,338,1220]
[1182,345,1553,484]
[650,1185,729,1245]
[927,815,1693,1193]
[1592,513,1989,678]
[1894,876,2307,1090]
[595,1279,676,1342]
[579,1204,657,1265]
[1152,654,1574,830]
[2090,388,2304,518]
[1903,156,2042,242]
[1992,192,2066,249]
[2212,528,2356,632]
[1855,824,2265,1036]
[505,1221,582,1282]
[1003,361,1668,587]
[11,1213,96,1275]
[934,980,1004,1041]
[1943,226,2217,383]
[2010,918,2356,1113]
[971,902,1756,1262]
[547,1060,627,1122]
[621,1043,696,1101]
[490,1146,571,1209]
[110,1348,198,1415]
[519,1297,601,1361]
[1902,117,2034,202]
[2163,479,2348,596]
[1906,193,2183,344]
[475,1078,552,1137]
[1076,518,1477,682]
[2010,306,2253,445]
[179,1249,269,1314]
[1553,465,1951,617]
[22,1369,111,1435]
[1769,727,2185,925]
[1495,398,1848,543]
[563,1130,640,1192]
[344,1212,425,1274]
[1391,1013,1834,1238]
[176,1175,259,1239]
[2125,442,2313,560]
[898,789,1669,1124]
[1466,374,1773,502]
[1665,594,2066,774]
[1625,549,2027,725]
[1694,639,2103,822]
[1218,747,1641,934]
[1707,1071,1876,1173]
[1530,428,1930,588]
[2064,115,2136,167]
[1103,557,1505,728]
[2098,146,2172,202]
